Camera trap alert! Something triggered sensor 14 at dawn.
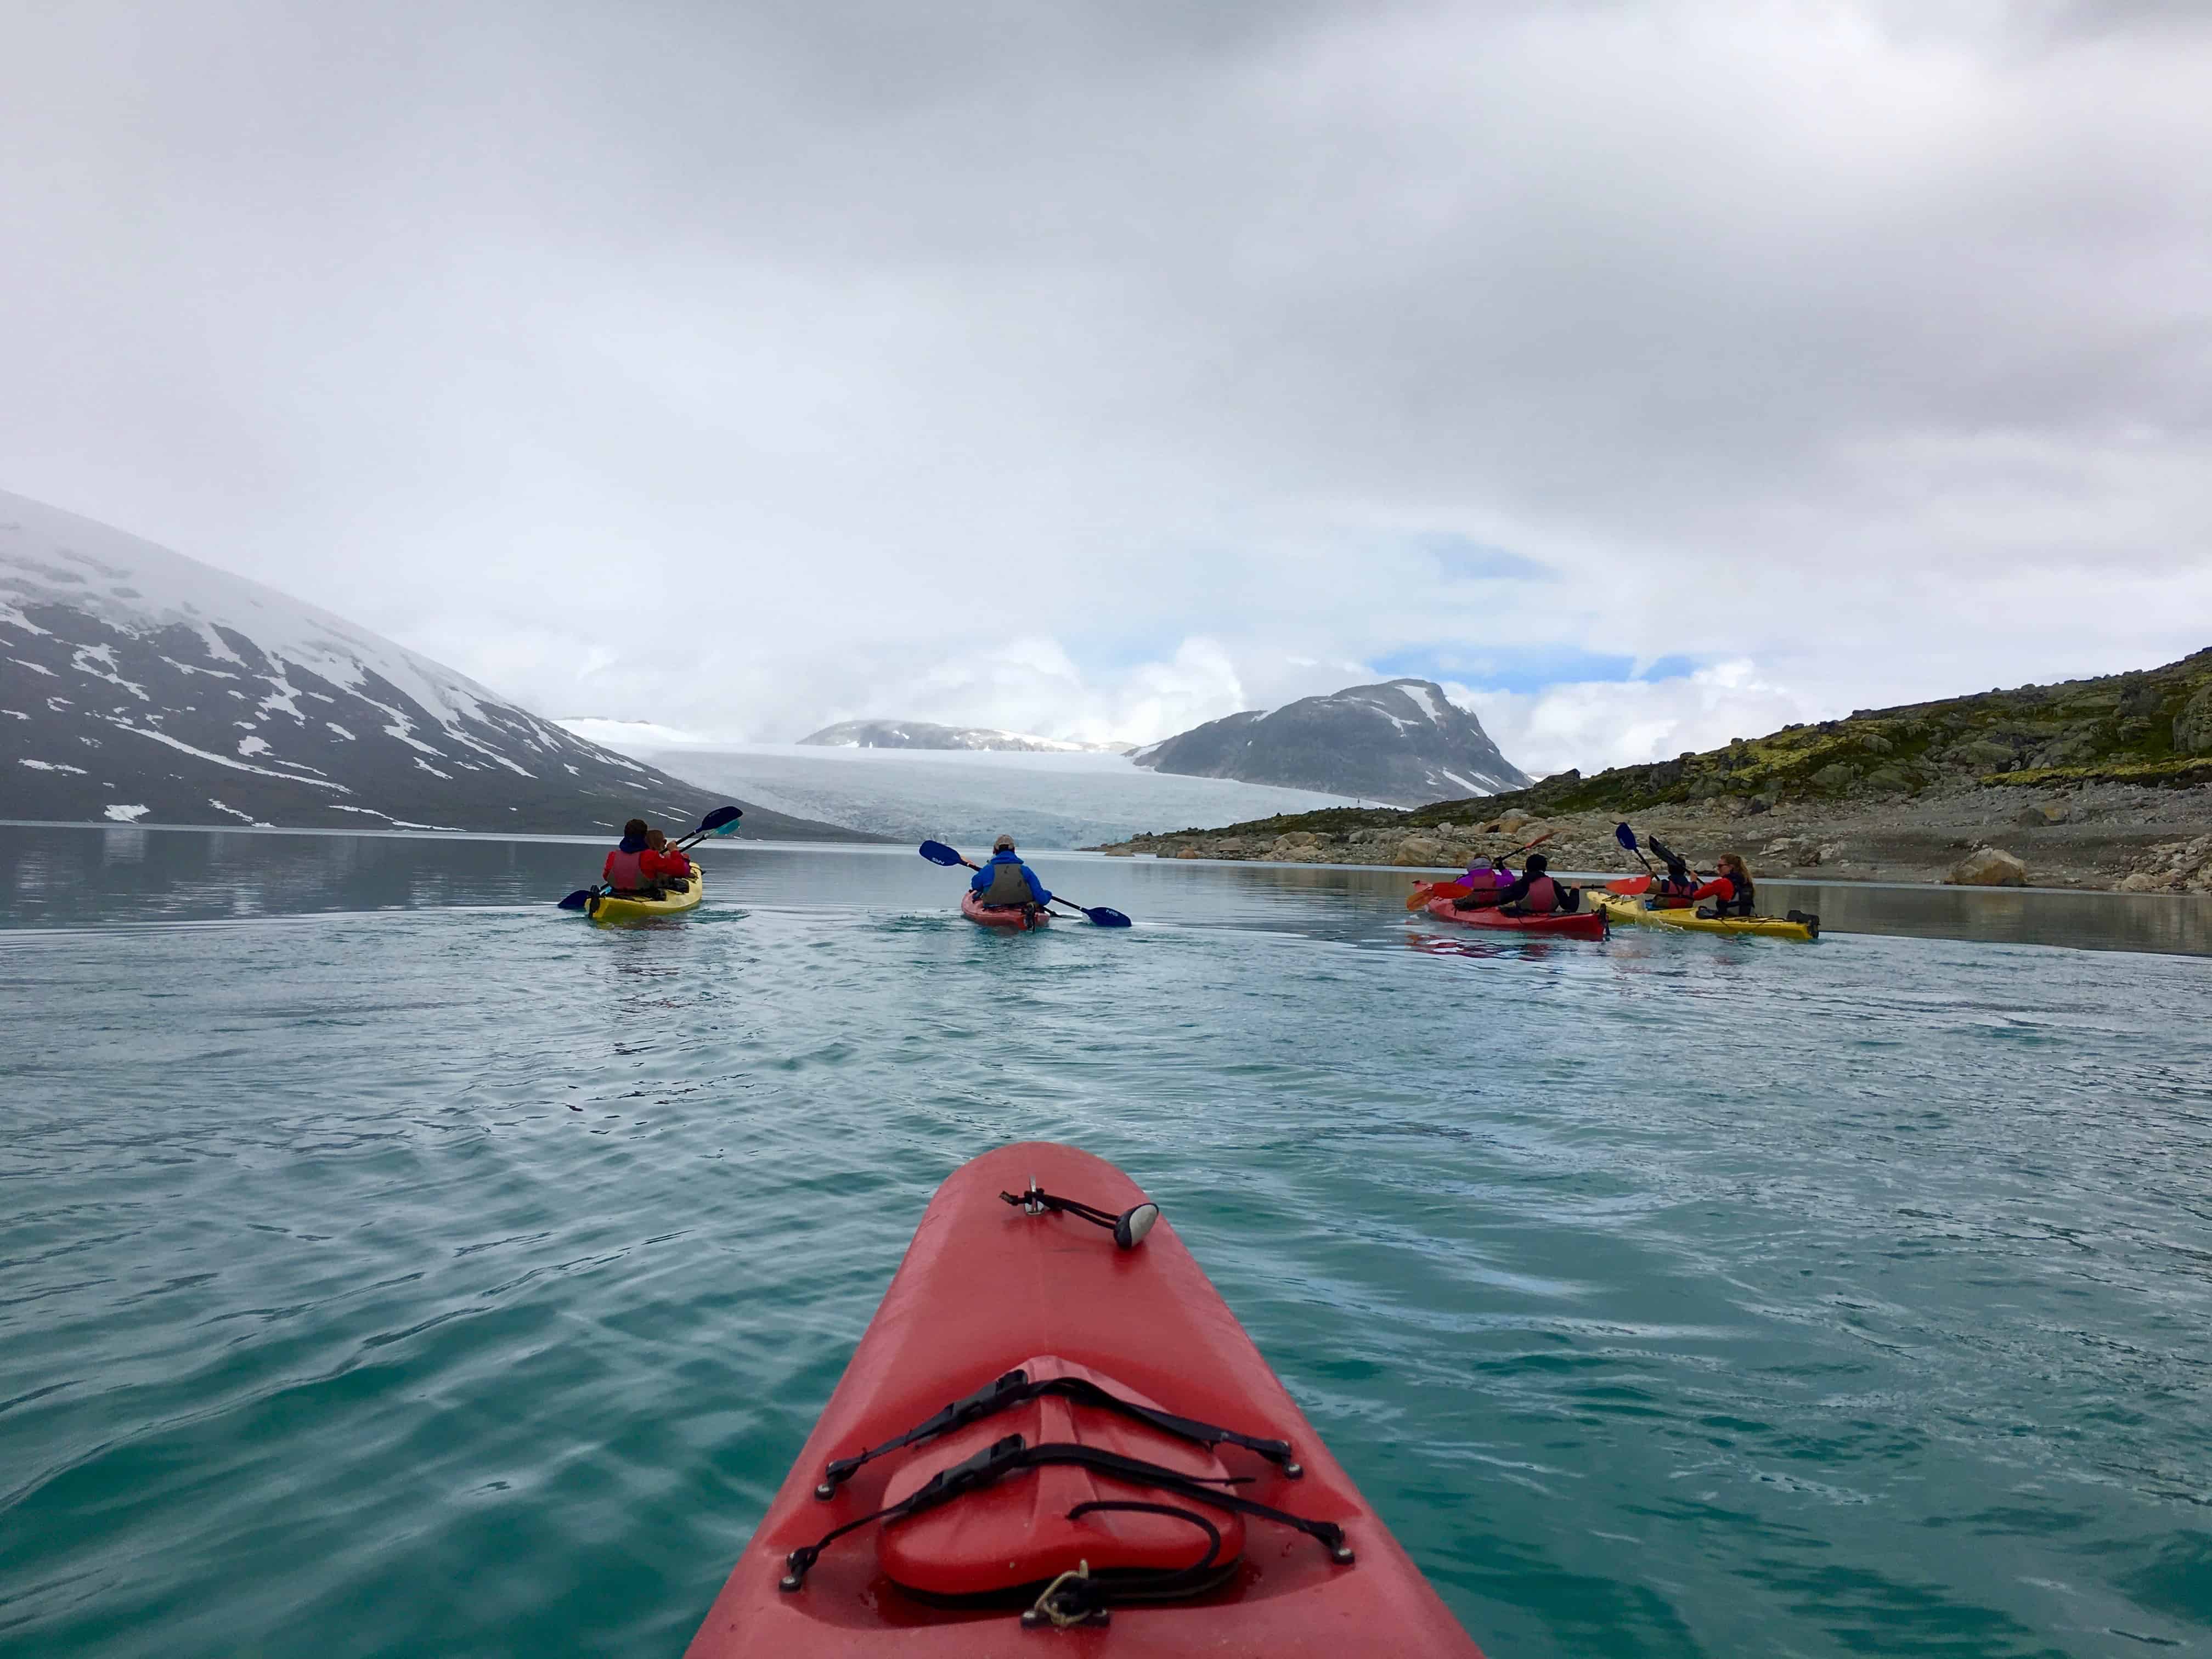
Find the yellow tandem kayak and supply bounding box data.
[1594,894,1818,941]
[589,862,703,923]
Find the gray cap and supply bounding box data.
[993,833,1016,851]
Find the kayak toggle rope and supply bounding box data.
[1020,1504,1228,1629]
[1001,1178,1160,1249]
[813,1367,1302,1500]
[780,1434,1353,1598]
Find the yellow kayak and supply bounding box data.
[590,862,703,924]
[1595,894,1817,941]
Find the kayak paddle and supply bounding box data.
[559,805,744,908]
[919,838,974,870]
[1617,822,1734,901]
[1046,898,1132,928]
[674,804,744,849]
[919,839,1132,928]
[1404,879,1466,910]
[1613,821,1656,873]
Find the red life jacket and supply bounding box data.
[1520,874,1559,913]
[605,847,652,890]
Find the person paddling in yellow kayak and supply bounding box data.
[1702,853,1756,919]
[1647,838,1756,916]
[602,818,692,896]
[644,827,696,890]
[970,834,1054,911]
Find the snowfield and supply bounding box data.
[625,742,1389,849]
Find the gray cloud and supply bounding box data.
[3,1,2207,768]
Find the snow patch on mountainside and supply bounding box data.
[0,495,507,735]
[0,489,877,838]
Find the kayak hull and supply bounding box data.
[1422,893,1605,939]
[590,862,702,923]
[685,1143,1483,1657]
[961,889,1048,930]
[1594,894,1816,941]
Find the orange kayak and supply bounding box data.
[685,1143,1484,1657]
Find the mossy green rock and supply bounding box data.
[2175,685,2212,757]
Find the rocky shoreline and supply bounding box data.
[1091,779,2212,893]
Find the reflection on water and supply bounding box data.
[1754,876,2212,957]
[1,822,607,927]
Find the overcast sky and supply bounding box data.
[5,1,2208,775]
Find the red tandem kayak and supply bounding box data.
[685,1142,1483,1657]
[1423,891,1606,939]
[962,889,1050,930]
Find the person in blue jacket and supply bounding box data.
[971,834,1053,909]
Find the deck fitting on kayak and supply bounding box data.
[1002,1181,1160,1250]
[812,1364,1304,1501]
[780,1436,1352,1609]
[1022,1560,1109,1629]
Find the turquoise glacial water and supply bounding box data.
[2,825,2209,1657]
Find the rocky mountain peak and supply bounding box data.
[1131,676,1528,807]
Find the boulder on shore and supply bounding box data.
[1391,837,1446,867]
[1761,835,1824,867]
[2118,834,2212,893]
[1946,847,2028,887]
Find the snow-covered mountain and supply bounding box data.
[797,718,1131,754]
[0,490,873,838]
[1132,677,1530,807]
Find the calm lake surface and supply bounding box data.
[3,823,2208,1657]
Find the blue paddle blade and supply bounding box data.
[557,889,592,911]
[1081,906,1132,928]
[919,840,966,866]
[697,805,742,834]
[1614,822,1639,852]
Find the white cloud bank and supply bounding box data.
[2,1,2208,775]
[1458,662,1827,780]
